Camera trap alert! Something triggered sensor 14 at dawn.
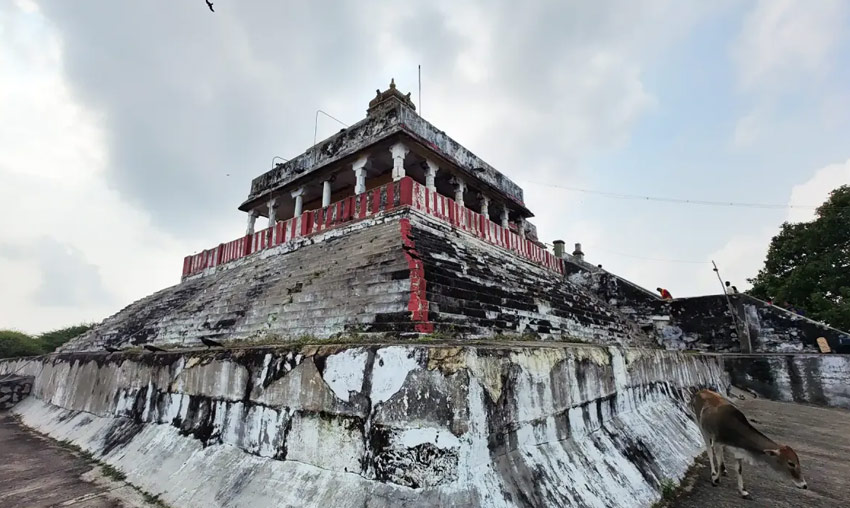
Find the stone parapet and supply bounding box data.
[0,375,33,410]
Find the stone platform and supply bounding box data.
[61,208,647,353]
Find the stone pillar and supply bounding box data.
[292,187,305,217]
[553,240,565,258]
[479,194,490,218]
[267,197,279,226]
[353,155,368,194]
[322,178,334,208]
[246,210,259,235]
[425,160,439,191]
[390,142,409,181]
[452,177,466,207]
[500,204,509,228]
[518,218,526,238]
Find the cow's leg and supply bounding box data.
[716,445,727,476]
[736,458,749,498]
[706,437,720,485]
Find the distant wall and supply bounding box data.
[0,375,33,410]
[565,265,850,353]
[724,354,850,409]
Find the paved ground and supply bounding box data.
[672,398,850,508]
[0,413,154,508]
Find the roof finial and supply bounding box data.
[389,78,396,89]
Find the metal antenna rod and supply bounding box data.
[712,260,750,351]
[313,110,349,147]
[271,156,289,168]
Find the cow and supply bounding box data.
[690,389,807,498]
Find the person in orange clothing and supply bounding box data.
[657,287,673,300]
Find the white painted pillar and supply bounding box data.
[518,217,526,238]
[425,160,439,191]
[500,204,509,228]
[322,178,333,208]
[452,177,466,207]
[291,187,305,217]
[267,197,278,227]
[246,210,258,235]
[479,194,490,218]
[389,142,409,181]
[353,155,368,194]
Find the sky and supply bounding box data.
[1,0,849,334]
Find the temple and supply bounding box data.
[237,79,536,243]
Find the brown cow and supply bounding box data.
[690,389,807,498]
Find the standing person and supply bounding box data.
[657,287,673,300]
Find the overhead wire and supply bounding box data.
[520,180,819,210]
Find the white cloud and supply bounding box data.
[0,5,192,333]
[704,158,850,294]
[787,158,850,223]
[733,0,847,91]
[732,108,764,147]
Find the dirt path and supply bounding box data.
[0,413,158,508]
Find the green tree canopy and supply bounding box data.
[0,330,44,359]
[0,324,93,359]
[749,185,850,331]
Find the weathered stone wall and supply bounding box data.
[724,354,850,410]
[566,262,850,353]
[736,295,850,353]
[1,345,725,508]
[62,209,653,353]
[63,212,415,352]
[0,375,33,410]
[409,213,649,345]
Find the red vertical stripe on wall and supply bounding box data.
[399,176,413,206]
[386,182,395,210]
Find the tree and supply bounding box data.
[749,185,850,331]
[38,324,93,353]
[0,330,45,359]
[0,324,93,359]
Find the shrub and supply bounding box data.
[0,330,45,359]
[38,324,93,352]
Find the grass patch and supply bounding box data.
[660,478,677,499]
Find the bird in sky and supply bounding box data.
[205,0,214,13]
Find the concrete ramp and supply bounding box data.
[2,345,724,507]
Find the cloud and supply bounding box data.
[1,239,113,307]
[787,158,850,223]
[0,3,190,333]
[704,158,850,293]
[733,0,847,92]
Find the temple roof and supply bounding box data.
[240,82,530,216]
